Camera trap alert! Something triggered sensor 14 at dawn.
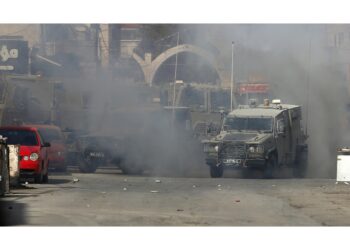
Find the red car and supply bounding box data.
[30,124,67,172]
[0,126,50,183]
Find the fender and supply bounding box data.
[265,147,277,160]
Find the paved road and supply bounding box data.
[1,166,350,226]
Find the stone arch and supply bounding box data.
[149,44,223,84]
[132,52,150,83]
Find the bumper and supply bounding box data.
[219,158,266,169]
[19,169,36,182]
[19,160,41,173]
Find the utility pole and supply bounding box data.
[171,31,180,126]
[91,24,101,75]
[172,31,180,107]
[230,41,235,111]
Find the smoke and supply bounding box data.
[199,24,349,178]
[14,24,348,178]
[59,65,207,177]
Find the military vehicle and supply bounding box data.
[202,99,308,178]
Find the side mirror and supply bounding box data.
[43,142,51,147]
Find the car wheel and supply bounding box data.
[119,163,143,175]
[210,165,223,178]
[0,162,10,196]
[78,156,98,173]
[34,172,43,183]
[263,154,277,179]
[293,149,308,178]
[43,172,49,183]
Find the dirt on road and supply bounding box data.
[1,167,350,226]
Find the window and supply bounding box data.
[0,130,38,146]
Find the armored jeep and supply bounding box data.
[202,99,308,178]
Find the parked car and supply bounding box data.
[0,126,50,183]
[30,124,67,172]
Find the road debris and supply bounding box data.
[176,209,184,212]
[155,179,161,183]
[235,200,240,203]
[73,178,79,183]
[335,182,338,185]
[24,181,28,185]
[217,184,221,187]
[123,187,127,191]
[218,188,222,191]
[344,182,349,185]
[150,190,159,193]
[192,185,196,188]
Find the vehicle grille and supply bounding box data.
[219,143,246,159]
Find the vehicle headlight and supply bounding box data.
[256,145,264,154]
[203,143,218,153]
[30,153,39,161]
[248,145,264,154]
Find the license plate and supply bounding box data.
[89,152,105,157]
[223,159,241,164]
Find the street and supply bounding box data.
[1,166,350,226]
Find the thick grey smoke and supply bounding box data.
[197,24,349,177]
[42,24,349,178]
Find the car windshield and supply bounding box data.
[38,128,62,142]
[223,117,273,132]
[0,129,38,146]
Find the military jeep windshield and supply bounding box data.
[223,117,273,132]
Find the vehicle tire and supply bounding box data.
[293,148,308,178]
[241,169,252,179]
[79,163,98,173]
[0,162,10,197]
[210,165,223,178]
[76,154,97,173]
[43,172,49,183]
[119,164,144,175]
[263,154,277,179]
[34,172,43,183]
